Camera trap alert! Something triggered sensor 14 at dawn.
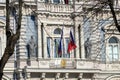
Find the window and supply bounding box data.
[47,28,73,58]
[108,37,119,62]
[54,28,62,34]
[53,0,60,4]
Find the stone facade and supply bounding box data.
[0,0,120,80]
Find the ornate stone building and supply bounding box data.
[1,0,120,80]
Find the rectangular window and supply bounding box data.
[47,37,51,58]
[54,38,60,58]
[109,45,119,61]
[47,37,72,58]
[113,45,119,61]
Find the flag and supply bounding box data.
[58,29,63,56]
[67,30,77,53]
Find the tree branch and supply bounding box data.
[108,0,120,32]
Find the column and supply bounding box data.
[43,23,48,58]
[75,23,80,59]
[92,74,96,80]
[26,73,31,80]
[65,73,69,79]
[41,73,46,79]
[41,23,44,58]
[78,24,81,58]
[19,16,27,59]
[38,22,42,58]
[78,73,83,80]
[55,73,60,79]
[81,22,85,59]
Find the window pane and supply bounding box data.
[109,54,113,61]
[54,38,60,58]
[65,38,70,58]
[109,45,113,55]
[54,28,62,34]
[109,37,118,43]
[47,37,51,58]
[113,54,119,61]
[113,45,118,54]
[53,0,60,3]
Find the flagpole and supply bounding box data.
[62,27,65,58]
[73,0,76,58]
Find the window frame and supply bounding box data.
[46,28,75,59]
[108,37,119,62]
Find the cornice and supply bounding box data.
[37,11,72,17]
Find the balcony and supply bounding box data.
[37,2,74,13]
[26,58,120,72]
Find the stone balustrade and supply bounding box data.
[26,58,120,71]
[37,2,73,13]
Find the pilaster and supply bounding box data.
[75,16,81,59]
[17,16,27,65]
[43,23,48,58]
[81,22,85,59]
[38,22,42,59]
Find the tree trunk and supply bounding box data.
[0,0,22,79]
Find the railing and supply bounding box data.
[49,59,75,68]
[37,2,74,13]
[34,59,120,71]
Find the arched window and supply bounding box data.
[109,36,118,43]
[108,36,119,62]
[54,28,62,34]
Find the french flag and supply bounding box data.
[58,29,63,56]
[67,30,77,53]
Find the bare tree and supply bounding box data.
[0,0,23,79]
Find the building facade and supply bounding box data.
[1,0,120,80]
